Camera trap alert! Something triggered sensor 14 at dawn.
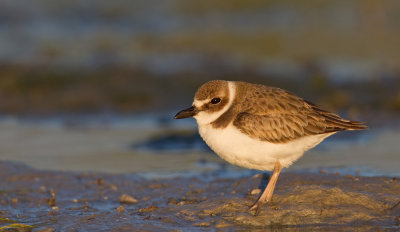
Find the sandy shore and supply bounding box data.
[0,161,399,231]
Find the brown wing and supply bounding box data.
[233,86,367,143]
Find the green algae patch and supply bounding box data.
[0,218,35,232]
[0,223,34,232]
[0,218,16,224]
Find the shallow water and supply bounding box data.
[0,115,398,178]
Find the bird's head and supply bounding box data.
[174,80,232,125]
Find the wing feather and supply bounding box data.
[233,86,367,143]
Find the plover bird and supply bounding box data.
[174,80,367,213]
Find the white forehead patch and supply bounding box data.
[193,81,236,125]
[193,99,209,108]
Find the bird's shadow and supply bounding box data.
[257,173,271,190]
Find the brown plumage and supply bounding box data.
[218,82,368,143]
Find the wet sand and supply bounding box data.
[1,161,399,231]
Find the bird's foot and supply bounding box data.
[249,200,269,216]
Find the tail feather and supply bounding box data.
[306,100,368,131]
[323,114,367,130]
[332,120,368,130]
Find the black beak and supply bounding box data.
[174,106,198,119]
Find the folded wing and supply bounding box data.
[233,87,367,143]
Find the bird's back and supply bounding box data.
[231,81,367,144]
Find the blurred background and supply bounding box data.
[0,0,399,177]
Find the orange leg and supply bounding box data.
[250,161,282,214]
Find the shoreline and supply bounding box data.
[1,161,399,231]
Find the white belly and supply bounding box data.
[198,124,333,171]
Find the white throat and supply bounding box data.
[193,81,236,125]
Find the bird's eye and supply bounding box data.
[211,98,221,104]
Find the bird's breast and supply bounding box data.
[198,123,332,170]
[198,123,281,170]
